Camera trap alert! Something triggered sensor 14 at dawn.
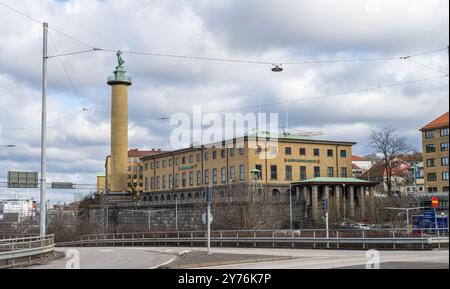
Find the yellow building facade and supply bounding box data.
[141,135,354,194]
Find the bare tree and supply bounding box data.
[369,126,412,196]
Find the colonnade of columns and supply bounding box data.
[294,184,376,222]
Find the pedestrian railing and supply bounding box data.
[56,228,448,250]
[0,235,55,269]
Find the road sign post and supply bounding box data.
[322,197,329,248]
[432,196,439,237]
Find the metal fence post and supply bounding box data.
[336,231,339,249]
[362,230,366,249]
[313,231,316,248]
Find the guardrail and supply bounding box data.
[57,229,448,250]
[0,235,55,269]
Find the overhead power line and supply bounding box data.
[48,31,86,110]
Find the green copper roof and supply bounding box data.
[295,177,375,185]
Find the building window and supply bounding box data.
[441,128,449,137]
[425,130,435,139]
[212,168,217,184]
[327,149,333,157]
[204,170,209,185]
[151,163,154,169]
[341,167,348,178]
[327,167,334,177]
[162,175,166,189]
[204,152,209,161]
[230,166,235,181]
[270,165,278,180]
[197,171,202,185]
[221,150,226,159]
[221,167,226,183]
[314,167,321,178]
[427,173,437,182]
[196,154,201,162]
[285,166,292,181]
[427,159,436,167]
[182,157,186,165]
[239,148,245,155]
[285,147,292,155]
[156,161,160,168]
[169,159,172,167]
[340,150,347,158]
[300,148,306,156]
[144,163,148,170]
[212,151,217,160]
[189,172,194,186]
[175,174,179,187]
[182,173,186,187]
[150,177,154,190]
[442,172,449,181]
[156,176,160,189]
[239,165,245,181]
[442,157,449,166]
[189,155,193,163]
[144,177,148,191]
[128,166,131,171]
[300,166,307,181]
[441,142,449,151]
[230,148,235,157]
[255,165,263,179]
[169,175,173,188]
[426,144,436,153]
[313,149,320,157]
[175,158,179,165]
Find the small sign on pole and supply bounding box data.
[432,196,439,208]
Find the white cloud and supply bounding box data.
[0,0,448,204]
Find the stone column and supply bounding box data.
[303,186,310,219]
[334,185,341,218]
[323,185,330,217]
[312,185,319,221]
[360,186,366,219]
[369,186,375,220]
[349,186,355,218]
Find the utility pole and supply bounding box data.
[39,22,48,237]
[206,186,212,255]
[289,184,293,230]
[175,196,178,231]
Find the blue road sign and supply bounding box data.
[424,209,435,219]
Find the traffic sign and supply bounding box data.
[202,212,213,225]
[432,196,439,208]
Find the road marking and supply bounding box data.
[148,256,177,269]
[100,250,113,253]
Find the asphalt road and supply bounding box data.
[187,248,449,269]
[28,247,177,269]
[27,247,449,269]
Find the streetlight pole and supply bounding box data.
[39,22,48,237]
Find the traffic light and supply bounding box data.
[321,197,328,211]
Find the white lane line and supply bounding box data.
[149,256,178,269]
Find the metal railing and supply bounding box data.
[57,228,448,250]
[0,235,55,269]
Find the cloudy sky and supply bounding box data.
[0,0,448,204]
